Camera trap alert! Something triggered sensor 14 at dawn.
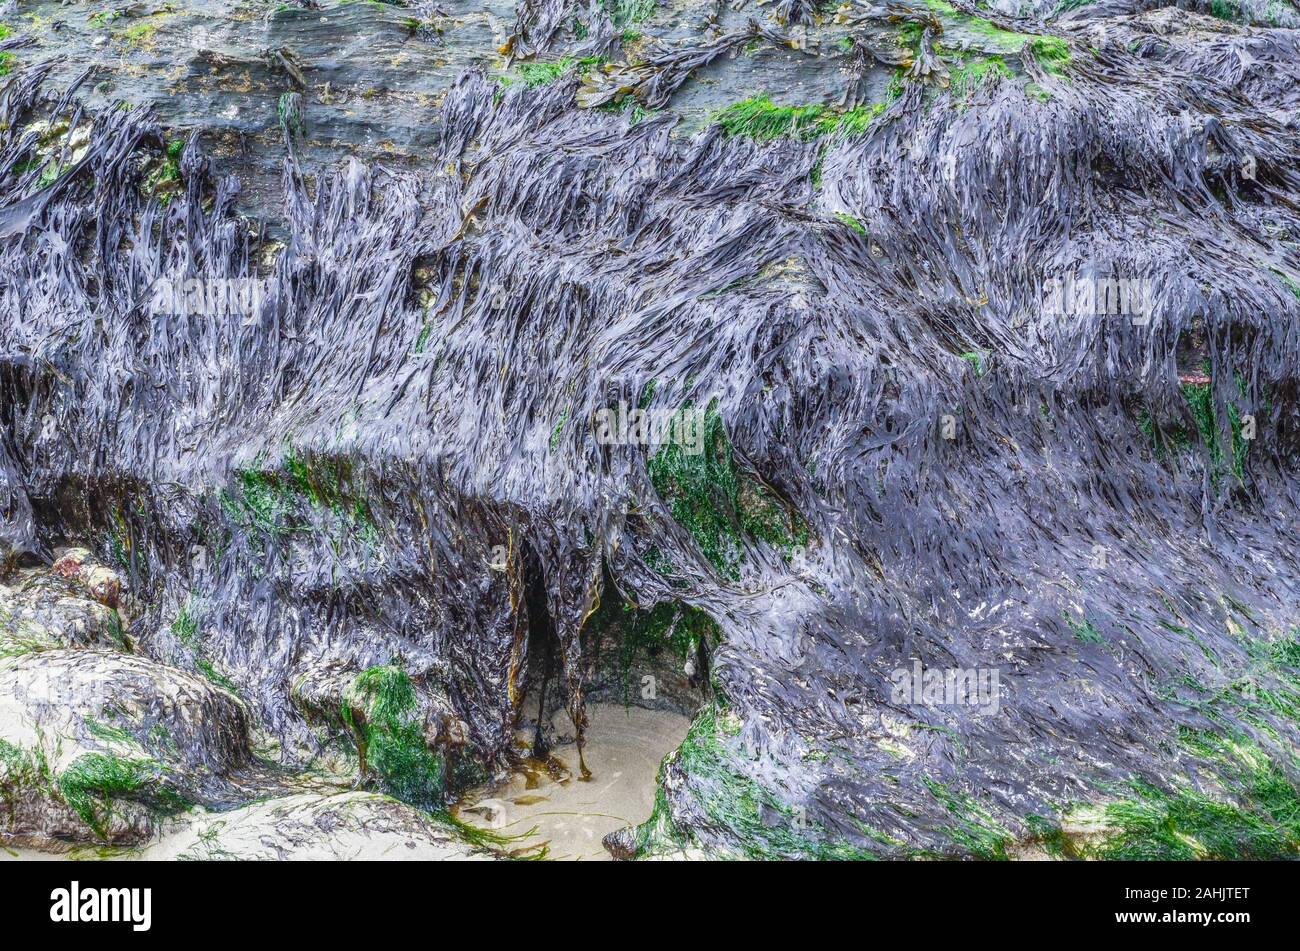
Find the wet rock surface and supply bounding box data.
[2,791,490,860]
[1,566,258,846]
[1,0,1300,861]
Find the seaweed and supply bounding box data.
[343,666,445,811]
[648,403,806,579]
[57,753,188,838]
[634,701,878,859]
[2,3,1299,861]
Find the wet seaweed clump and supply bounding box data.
[57,752,188,839]
[648,404,807,580]
[343,666,445,811]
[631,700,878,860]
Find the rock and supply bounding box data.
[143,792,490,861]
[0,647,253,847]
[602,825,637,860]
[50,549,124,610]
[0,568,126,652]
[289,658,359,729]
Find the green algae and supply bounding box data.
[1138,371,1256,486]
[585,592,723,701]
[1030,730,1300,860]
[57,752,188,838]
[344,665,444,811]
[220,444,377,543]
[714,93,894,144]
[946,55,1013,101]
[1065,615,1105,644]
[633,701,878,859]
[507,56,606,88]
[0,24,13,78]
[922,777,1013,859]
[648,402,807,580]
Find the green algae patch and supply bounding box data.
[922,777,1013,859]
[716,97,830,143]
[924,0,1066,58]
[648,403,807,579]
[505,56,606,88]
[633,702,878,860]
[717,90,899,144]
[947,55,1013,101]
[1034,731,1300,860]
[1027,36,1072,76]
[714,93,895,144]
[585,592,723,701]
[57,752,188,839]
[0,23,15,78]
[0,738,53,791]
[1138,371,1258,487]
[344,665,444,811]
[910,1,1073,92]
[220,444,377,543]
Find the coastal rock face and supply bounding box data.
[0,572,255,845]
[2,0,1300,860]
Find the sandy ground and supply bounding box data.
[2,702,691,861]
[1,792,486,861]
[456,702,691,861]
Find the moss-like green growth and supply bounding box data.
[344,666,444,811]
[1097,733,1300,859]
[0,23,14,77]
[1033,730,1300,860]
[714,95,891,143]
[1179,378,1251,485]
[715,97,826,142]
[1208,0,1242,21]
[600,0,656,27]
[413,321,433,354]
[1273,270,1300,300]
[914,1,1071,84]
[196,658,239,694]
[1140,372,1256,486]
[220,445,377,543]
[648,402,807,579]
[171,601,198,648]
[144,139,184,204]
[633,701,878,859]
[586,593,723,701]
[549,408,569,452]
[947,55,1012,100]
[168,600,240,695]
[1065,614,1105,644]
[57,752,186,838]
[84,718,134,745]
[959,350,985,376]
[835,212,868,235]
[0,600,59,657]
[1027,36,1071,75]
[120,19,161,48]
[922,777,1013,859]
[510,56,605,88]
[0,739,52,789]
